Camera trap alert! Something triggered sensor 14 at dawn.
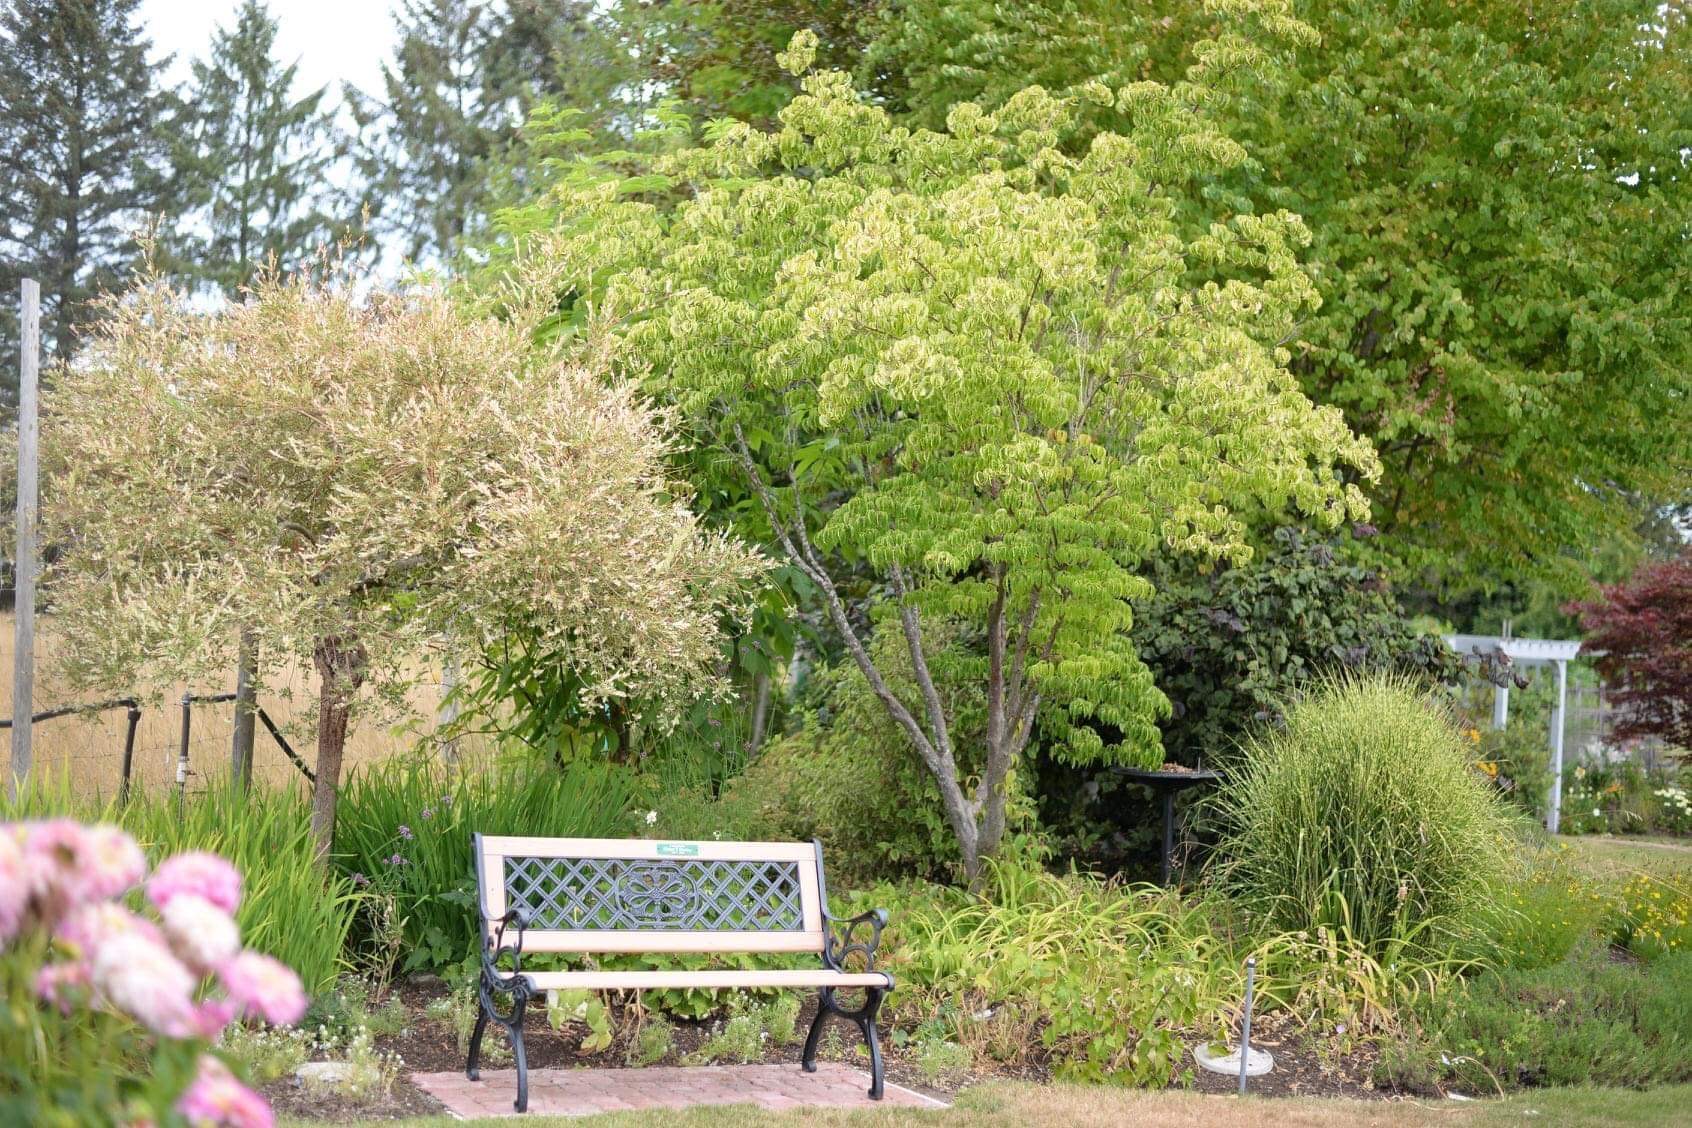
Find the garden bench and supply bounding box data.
[468,834,893,1113]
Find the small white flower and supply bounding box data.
[644,810,658,826]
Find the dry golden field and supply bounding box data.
[0,611,443,797]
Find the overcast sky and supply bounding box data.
[140,0,399,100]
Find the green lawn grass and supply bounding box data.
[1561,835,1692,884]
[290,1080,1692,1128]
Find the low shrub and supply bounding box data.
[5,777,355,994]
[1378,945,1692,1092]
[851,859,1241,1087]
[1651,784,1692,835]
[1204,674,1513,953]
[627,1013,673,1066]
[335,753,638,971]
[1559,760,1661,836]
[1613,870,1692,961]
[1480,847,1613,971]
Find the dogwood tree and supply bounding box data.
[39,262,765,854]
[508,32,1377,883]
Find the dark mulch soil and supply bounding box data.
[264,976,1391,1120]
[1184,1012,1388,1100]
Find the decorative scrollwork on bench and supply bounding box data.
[822,908,888,975]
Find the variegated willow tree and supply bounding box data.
[501,28,1380,885]
[38,262,765,855]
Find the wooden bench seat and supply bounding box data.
[467,834,893,1114]
[512,969,895,991]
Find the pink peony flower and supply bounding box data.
[24,818,92,919]
[191,996,239,1040]
[55,901,163,961]
[92,931,200,1038]
[35,960,90,1014]
[148,852,241,915]
[0,824,27,943]
[177,1055,274,1128]
[216,951,306,1027]
[78,825,147,901]
[160,894,241,974]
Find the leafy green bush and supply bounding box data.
[1379,946,1692,1092]
[1132,528,1461,766]
[852,860,1240,1086]
[5,777,354,993]
[334,754,638,971]
[1204,675,1513,953]
[1474,718,1556,823]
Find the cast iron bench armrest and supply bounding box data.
[822,907,888,975]
[481,908,529,985]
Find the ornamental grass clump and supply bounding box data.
[0,818,306,1125]
[1205,674,1512,954]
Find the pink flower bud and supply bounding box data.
[23,819,93,922]
[35,961,90,1014]
[55,901,163,961]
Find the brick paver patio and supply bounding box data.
[411,1062,949,1119]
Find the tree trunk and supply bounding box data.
[745,669,772,760]
[230,632,258,794]
[309,637,366,861]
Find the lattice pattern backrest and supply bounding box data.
[503,855,805,932]
[474,836,827,953]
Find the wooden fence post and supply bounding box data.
[10,278,39,799]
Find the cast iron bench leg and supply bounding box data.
[466,1004,489,1081]
[471,967,533,1112]
[801,985,886,1099]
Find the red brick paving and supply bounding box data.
[411,1062,947,1118]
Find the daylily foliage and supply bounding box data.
[508,29,1377,882]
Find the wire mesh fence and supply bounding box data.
[0,611,448,799]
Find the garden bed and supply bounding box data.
[259,977,1398,1121]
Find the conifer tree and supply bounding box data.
[176,0,341,295]
[0,0,177,381]
[346,0,594,264]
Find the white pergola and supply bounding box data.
[1446,634,1583,833]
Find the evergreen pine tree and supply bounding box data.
[346,0,591,264]
[0,0,177,382]
[177,0,341,295]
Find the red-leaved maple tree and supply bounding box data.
[1573,552,1692,751]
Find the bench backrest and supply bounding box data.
[473,835,828,955]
